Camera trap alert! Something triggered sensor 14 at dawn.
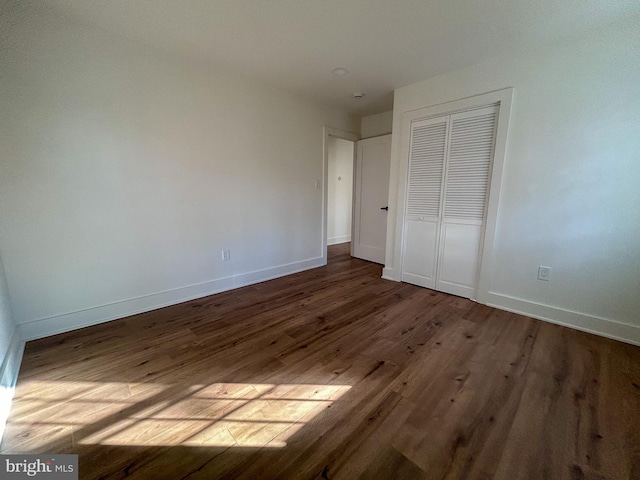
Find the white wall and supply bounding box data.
[0,4,358,339]
[327,137,354,245]
[361,111,393,138]
[386,17,640,344]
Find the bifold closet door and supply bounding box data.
[401,116,448,289]
[438,105,497,298]
[402,105,498,299]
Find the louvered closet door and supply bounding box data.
[401,116,448,289]
[402,105,498,298]
[436,105,497,298]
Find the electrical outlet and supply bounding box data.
[314,179,321,189]
[222,249,231,261]
[537,266,551,281]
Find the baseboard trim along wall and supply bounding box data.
[14,258,640,350]
[0,329,25,442]
[486,292,640,347]
[19,256,325,341]
[327,235,351,246]
[379,269,639,346]
[381,267,398,282]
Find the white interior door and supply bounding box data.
[353,135,391,264]
[402,105,498,299]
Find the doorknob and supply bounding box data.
[380,206,389,211]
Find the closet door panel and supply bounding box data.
[402,220,439,288]
[437,222,482,298]
[443,107,497,222]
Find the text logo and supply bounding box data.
[1,455,78,479]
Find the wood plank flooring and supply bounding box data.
[3,243,640,479]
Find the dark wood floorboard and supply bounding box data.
[3,242,640,479]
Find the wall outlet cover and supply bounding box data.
[537,266,551,281]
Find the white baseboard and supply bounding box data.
[327,235,351,246]
[382,267,400,282]
[485,292,640,347]
[19,257,325,341]
[0,328,25,443]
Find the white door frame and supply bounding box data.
[391,88,513,303]
[322,126,359,264]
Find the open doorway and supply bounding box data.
[322,127,391,266]
[322,127,358,265]
[327,136,355,248]
[327,136,355,264]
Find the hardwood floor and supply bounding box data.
[3,243,640,479]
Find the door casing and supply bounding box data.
[389,88,514,304]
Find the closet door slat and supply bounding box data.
[444,108,498,220]
[406,120,448,217]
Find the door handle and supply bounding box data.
[380,206,389,211]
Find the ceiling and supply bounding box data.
[43,0,638,116]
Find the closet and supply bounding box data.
[401,104,498,299]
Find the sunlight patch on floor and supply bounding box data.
[4,381,350,451]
